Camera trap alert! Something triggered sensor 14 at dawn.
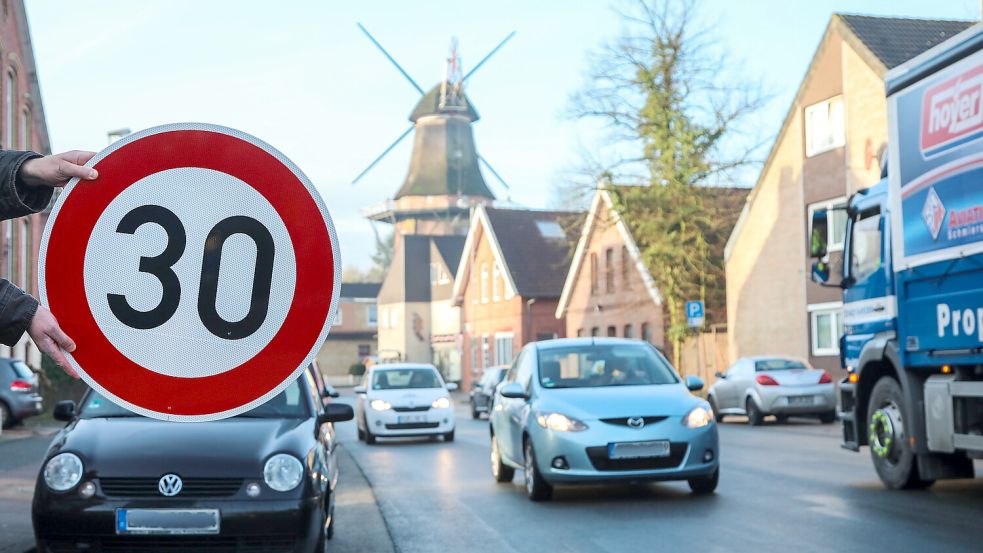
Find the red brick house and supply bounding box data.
[452,206,582,389]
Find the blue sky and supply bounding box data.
[24,0,979,271]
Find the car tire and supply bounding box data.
[444,430,455,442]
[746,398,764,426]
[315,503,333,553]
[867,377,934,490]
[471,400,480,420]
[708,396,724,423]
[491,434,514,483]
[0,401,12,430]
[364,419,377,445]
[523,440,553,501]
[688,467,719,494]
[357,426,365,441]
[819,411,837,424]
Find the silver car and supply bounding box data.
[489,338,719,501]
[707,357,836,425]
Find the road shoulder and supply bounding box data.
[332,444,397,553]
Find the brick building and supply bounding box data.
[725,15,971,377]
[452,206,582,389]
[316,283,379,382]
[0,0,51,367]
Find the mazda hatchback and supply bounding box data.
[489,338,719,501]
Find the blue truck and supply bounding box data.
[810,23,983,489]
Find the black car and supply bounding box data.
[32,367,353,553]
[469,366,508,419]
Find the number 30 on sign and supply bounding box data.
[39,124,341,421]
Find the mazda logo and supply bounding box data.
[158,474,183,497]
[627,416,645,429]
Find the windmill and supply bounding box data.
[355,23,515,237]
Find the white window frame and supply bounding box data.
[808,302,843,357]
[4,71,13,149]
[494,332,514,365]
[805,95,845,157]
[492,263,501,302]
[366,305,377,327]
[389,307,398,329]
[808,196,848,253]
[480,263,489,304]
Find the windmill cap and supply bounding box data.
[410,82,480,122]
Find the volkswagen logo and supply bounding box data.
[158,474,183,497]
[627,416,645,429]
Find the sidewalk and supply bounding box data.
[332,445,397,553]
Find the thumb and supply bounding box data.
[49,325,76,353]
[57,158,98,181]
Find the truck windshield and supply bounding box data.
[850,208,882,282]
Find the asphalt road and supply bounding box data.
[339,395,983,553]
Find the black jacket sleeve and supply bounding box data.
[0,149,52,346]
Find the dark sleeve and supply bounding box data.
[0,149,51,220]
[0,278,38,346]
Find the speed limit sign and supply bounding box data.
[39,123,340,421]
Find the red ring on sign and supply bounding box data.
[44,130,334,416]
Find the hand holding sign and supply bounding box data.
[40,124,340,421]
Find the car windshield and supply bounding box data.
[372,368,441,390]
[755,359,808,371]
[538,344,678,388]
[78,379,311,419]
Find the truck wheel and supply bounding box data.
[746,398,764,426]
[867,377,934,490]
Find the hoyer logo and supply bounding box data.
[937,303,983,342]
[921,65,983,156]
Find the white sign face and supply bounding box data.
[40,123,340,421]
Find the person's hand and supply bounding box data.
[28,305,78,379]
[18,150,98,189]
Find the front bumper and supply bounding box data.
[33,490,320,553]
[757,384,836,415]
[529,418,719,484]
[365,406,455,437]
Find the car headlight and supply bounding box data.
[683,404,714,428]
[535,412,588,432]
[370,399,391,411]
[432,396,451,409]
[43,453,83,492]
[263,454,304,492]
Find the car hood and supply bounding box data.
[535,384,702,420]
[47,417,314,478]
[368,388,447,408]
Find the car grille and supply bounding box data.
[99,477,243,498]
[392,405,430,412]
[385,422,440,430]
[585,443,688,471]
[599,416,669,427]
[45,536,294,553]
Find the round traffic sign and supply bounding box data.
[39,123,340,421]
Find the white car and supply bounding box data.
[354,364,457,444]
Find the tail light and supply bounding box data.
[818,370,832,384]
[9,379,32,392]
[755,374,778,386]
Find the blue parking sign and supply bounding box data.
[686,300,705,328]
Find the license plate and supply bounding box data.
[397,414,426,424]
[116,509,220,535]
[608,440,670,460]
[788,395,814,406]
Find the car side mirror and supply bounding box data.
[319,403,354,425]
[353,386,366,394]
[714,371,724,379]
[53,400,77,422]
[810,209,828,259]
[685,375,705,392]
[323,386,340,399]
[499,382,528,399]
[446,382,459,392]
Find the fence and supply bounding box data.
[677,325,729,394]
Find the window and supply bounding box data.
[481,334,490,369]
[470,337,478,372]
[622,246,631,289]
[5,71,14,149]
[333,307,343,326]
[492,263,501,302]
[624,324,634,339]
[535,220,565,239]
[480,263,489,303]
[809,303,843,356]
[607,325,617,337]
[590,252,598,294]
[494,332,514,365]
[577,328,585,337]
[19,220,28,289]
[805,95,845,157]
[605,248,615,293]
[430,263,438,285]
[372,368,441,390]
[536,332,557,341]
[366,305,377,326]
[808,198,848,252]
[389,308,398,329]
[641,322,652,343]
[358,344,371,358]
[850,208,882,283]
[590,327,599,337]
[537,343,678,389]
[19,107,29,149]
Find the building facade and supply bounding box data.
[725,15,971,377]
[452,206,581,389]
[0,0,51,367]
[316,283,379,381]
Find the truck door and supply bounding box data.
[842,201,891,370]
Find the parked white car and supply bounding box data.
[707,357,836,425]
[354,364,457,444]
